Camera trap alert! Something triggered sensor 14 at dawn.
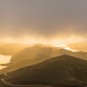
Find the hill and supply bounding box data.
[1,44,87,74]
[0,44,61,73]
[3,55,87,87]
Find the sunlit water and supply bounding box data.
[0,54,12,70]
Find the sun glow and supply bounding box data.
[0,35,85,52]
[57,44,79,52]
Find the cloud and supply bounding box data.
[0,0,87,39]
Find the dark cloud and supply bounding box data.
[0,0,87,38]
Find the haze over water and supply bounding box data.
[0,54,12,70]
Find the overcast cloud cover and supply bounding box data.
[0,0,87,39]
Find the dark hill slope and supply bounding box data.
[6,55,87,86]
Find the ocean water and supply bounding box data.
[0,54,12,70]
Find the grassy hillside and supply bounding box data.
[5,55,87,86]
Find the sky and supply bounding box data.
[0,0,87,43]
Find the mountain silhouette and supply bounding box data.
[2,55,87,87]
